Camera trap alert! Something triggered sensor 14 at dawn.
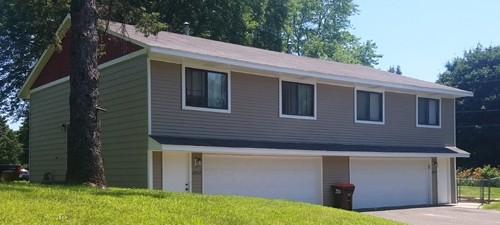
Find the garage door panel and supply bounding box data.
[351,158,430,209]
[203,155,322,204]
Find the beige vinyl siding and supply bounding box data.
[150,61,455,147]
[322,156,350,206]
[29,55,148,187]
[30,81,70,183]
[191,153,202,193]
[152,151,162,190]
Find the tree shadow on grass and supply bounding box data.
[0,181,35,193]
[91,189,180,200]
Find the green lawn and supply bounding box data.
[458,185,500,200]
[0,182,400,225]
[483,202,500,210]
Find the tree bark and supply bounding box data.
[66,0,106,187]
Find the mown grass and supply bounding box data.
[0,182,400,225]
[483,202,500,210]
[458,186,500,200]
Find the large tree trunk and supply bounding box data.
[66,0,106,187]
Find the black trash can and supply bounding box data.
[332,183,355,210]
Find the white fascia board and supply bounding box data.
[149,47,473,98]
[159,144,470,158]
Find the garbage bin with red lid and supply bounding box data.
[332,183,355,210]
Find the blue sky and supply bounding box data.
[351,0,500,82]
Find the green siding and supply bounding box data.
[29,54,148,187]
[30,81,70,183]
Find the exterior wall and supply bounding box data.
[322,156,350,206]
[152,151,162,190]
[191,153,202,193]
[32,33,142,89]
[98,55,149,187]
[431,157,438,204]
[450,158,457,203]
[150,61,455,147]
[29,54,148,187]
[30,81,70,182]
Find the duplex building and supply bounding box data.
[19,17,472,209]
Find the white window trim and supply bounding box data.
[416,95,442,128]
[354,87,385,125]
[279,78,317,120]
[181,64,231,113]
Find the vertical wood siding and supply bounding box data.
[322,156,350,206]
[150,61,455,147]
[431,157,438,204]
[30,55,148,187]
[450,158,457,203]
[191,153,202,193]
[152,151,162,190]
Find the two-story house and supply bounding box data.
[19,16,472,209]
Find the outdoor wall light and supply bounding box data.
[194,157,202,167]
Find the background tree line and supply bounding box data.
[438,44,500,168]
[0,0,381,121]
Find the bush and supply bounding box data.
[480,165,500,179]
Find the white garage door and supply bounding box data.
[203,155,322,204]
[350,158,430,209]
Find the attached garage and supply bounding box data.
[203,154,322,204]
[350,157,431,209]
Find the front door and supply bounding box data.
[162,151,190,192]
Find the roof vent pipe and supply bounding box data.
[287,41,292,54]
[183,22,190,35]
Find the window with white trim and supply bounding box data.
[418,97,440,126]
[356,90,383,122]
[281,81,315,117]
[185,67,228,110]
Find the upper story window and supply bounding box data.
[280,80,316,119]
[183,67,230,113]
[356,90,384,124]
[417,97,440,127]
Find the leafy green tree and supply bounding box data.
[0,116,22,164]
[388,65,402,75]
[395,65,402,75]
[0,0,69,120]
[16,117,29,165]
[437,44,500,167]
[388,66,396,73]
[287,0,381,66]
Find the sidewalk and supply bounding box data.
[451,202,482,209]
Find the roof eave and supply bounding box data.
[149,46,473,98]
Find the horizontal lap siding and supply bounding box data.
[151,61,454,147]
[100,55,148,188]
[29,55,148,187]
[30,82,69,182]
[322,156,350,206]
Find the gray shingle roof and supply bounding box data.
[150,135,469,157]
[107,22,472,97]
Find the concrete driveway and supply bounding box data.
[364,203,500,225]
